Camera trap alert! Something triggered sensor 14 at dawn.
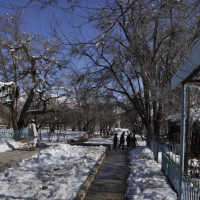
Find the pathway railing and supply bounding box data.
[182,175,200,200]
[162,151,179,193]
[162,145,200,199]
[147,136,200,199]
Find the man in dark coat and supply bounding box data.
[126,133,131,149]
[118,132,125,150]
[113,133,118,150]
[131,133,137,148]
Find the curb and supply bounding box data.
[75,148,108,200]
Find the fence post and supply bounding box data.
[178,84,186,200]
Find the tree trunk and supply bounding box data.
[153,101,162,142]
[10,84,18,131]
[17,88,35,130]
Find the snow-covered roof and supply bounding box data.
[166,108,200,122]
[0,82,15,89]
[166,114,180,122]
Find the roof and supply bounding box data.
[171,42,200,90]
[0,82,15,89]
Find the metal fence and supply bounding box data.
[0,129,14,139]
[182,176,200,200]
[162,151,179,193]
[13,129,28,140]
[147,136,200,199]
[0,129,27,140]
[162,149,200,199]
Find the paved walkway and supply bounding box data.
[84,149,128,200]
[0,144,48,173]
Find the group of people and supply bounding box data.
[27,120,136,152]
[113,132,137,150]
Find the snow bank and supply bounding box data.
[0,130,87,153]
[0,139,25,152]
[126,146,177,200]
[85,137,113,144]
[0,144,106,200]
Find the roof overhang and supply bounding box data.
[171,42,200,90]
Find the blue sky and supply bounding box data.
[0,0,100,72]
[0,0,98,41]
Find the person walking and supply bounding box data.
[113,133,118,150]
[131,133,137,148]
[126,133,131,149]
[27,119,38,150]
[118,132,125,150]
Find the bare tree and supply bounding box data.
[7,0,200,141]
[68,0,200,140]
[0,12,70,131]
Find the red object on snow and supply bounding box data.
[42,186,48,190]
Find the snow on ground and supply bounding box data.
[0,128,178,200]
[85,137,113,144]
[0,144,106,200]
[86,130,177,199]
[0,129,86,153]
[0,138,25,152]
[126,137,177,200]
[38,130,87,145]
